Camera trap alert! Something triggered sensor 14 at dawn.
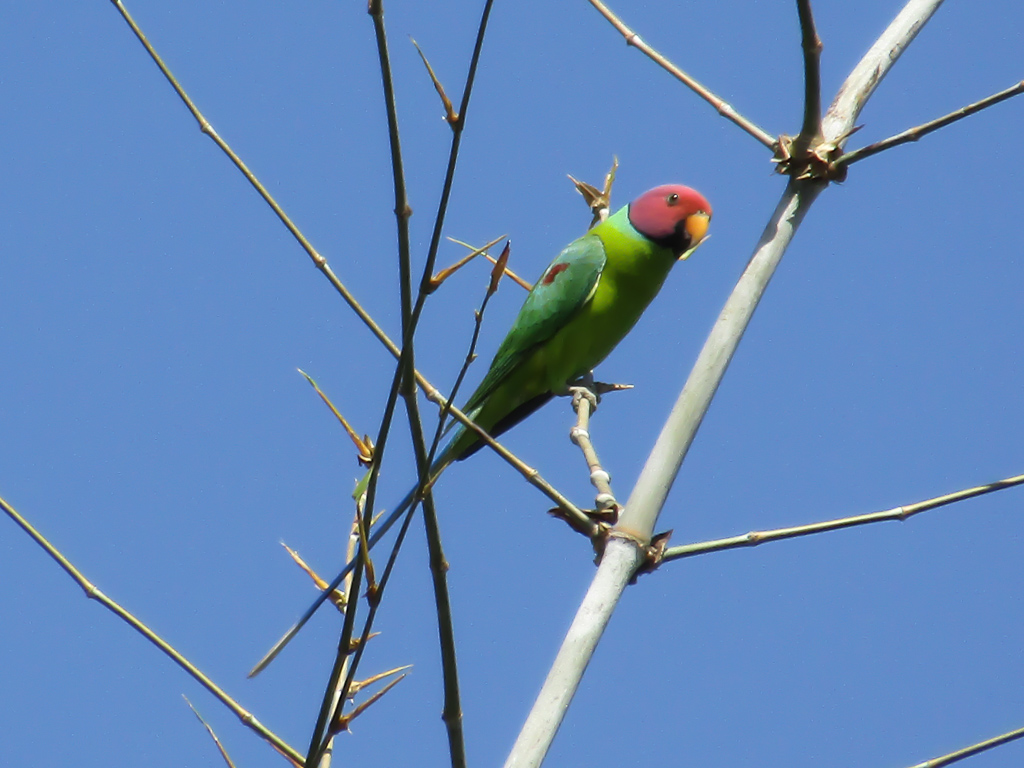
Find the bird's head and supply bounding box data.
[628,184,712,260]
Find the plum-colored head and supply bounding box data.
[628,184,712,259]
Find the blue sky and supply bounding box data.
[2,1,1023,766]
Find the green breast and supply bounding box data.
[532,211,677,391]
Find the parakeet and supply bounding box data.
[438,183,712,466]
[252,184,711,673]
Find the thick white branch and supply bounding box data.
[502,538,641,768]
[823,0,945,144]
[615,182,821,539]
[503,2,948,766]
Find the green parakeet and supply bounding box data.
[254,184,711,671]
[439,183,711,465]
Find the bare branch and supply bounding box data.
[795,0,824,143]
[249,410,596,678]
[505,3,949,765]
[568,382,619,518]
[298,369,374,466]
[110,0,559,520]
[661,472,1024,562]
[0,493,303,765]
[905,722,1024,768]
[281,542,347,610]
[407,242,516,768]
[821,0,946,144]
[621,0,948,545]
[184,697,241,768]
[312,4,502,762]
[308,453,446,764]
[248,0,599,681]
[568,156,619,227]
[837,80,1024,166]
[109,0,404,368]
[411,38,458,124]
[585,0,777,149]
[503,537,644,768]
[305,512,367,766]
[330,673,409,735]
[431,234,508,290]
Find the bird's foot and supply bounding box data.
[565,373,634,414]
[569,385,600,414]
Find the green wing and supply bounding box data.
[462,232,607,415]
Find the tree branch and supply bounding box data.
[836,79,1024,167]
[111,0,580,535]
[795,0,823,144]
[504,2,947,765]
[661,471,1024,562]
[585,0,776,150]
[905,722,1024,768]
[0,493,303,765]
[821,0,946,144]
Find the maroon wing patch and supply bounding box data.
[541,262,571,285]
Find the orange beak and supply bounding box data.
[679,212,711,260]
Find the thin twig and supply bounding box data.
[568,156,619,228]
[317,500,383,761]
[184,697,241,768]
[309,3,413,763]
[447,237,532,290]
[795,0,824,144]
[383,6,497,766]
[906,722,1024,768]
[662,472,1024,562]
[0,493,303,765]
[314,512,366,768]
[298,369,374,466]
[281,542,347,610]
[248,410,593,677]
[249,0,596,678]
[402,242,511,768]
[405,401,467,767]
[332,673,409,734]
[309,487,423,764]
[109,0,396,369]
[346,0,417,668]
[411,38,458,123]
[111,0,573,533]
[585,0,776,149]
[318,244,511,766]
[431,234,508,290]
[314,5,499,765]
[350,0,498,582]
[772,2,836,179]
[432,242,511,452]
[836,80,1024,166]
[305,519,366,767]
[569,384,618,518]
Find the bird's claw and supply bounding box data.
[569,385,600,414]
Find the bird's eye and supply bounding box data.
[666,193,679,206]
